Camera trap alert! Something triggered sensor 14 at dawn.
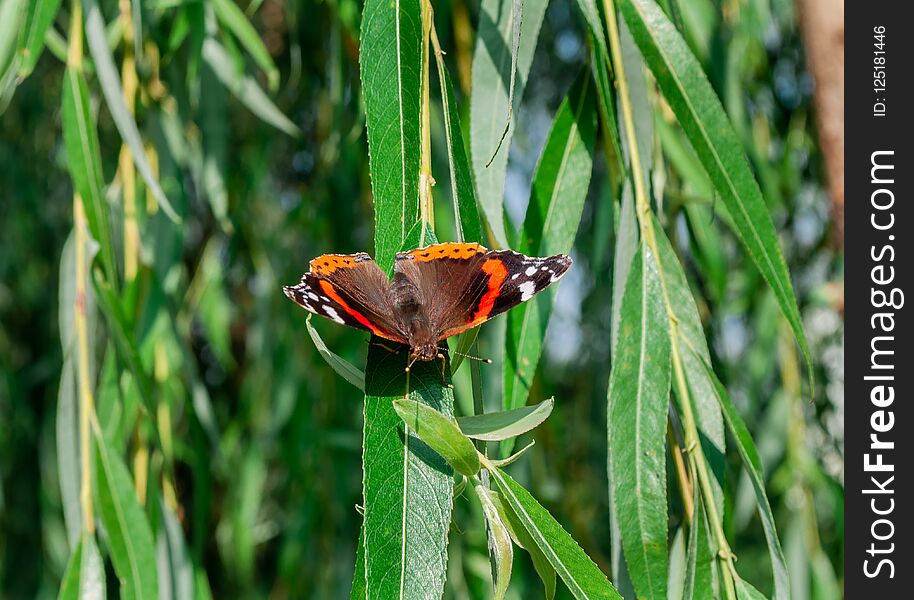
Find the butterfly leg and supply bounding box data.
[436,353,454,389]
[367,339,404,355]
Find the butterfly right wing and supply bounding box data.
[283,252,407,344]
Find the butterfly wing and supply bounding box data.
[394,243,572,341]
[283,252,407,343]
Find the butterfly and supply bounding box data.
[283,242,572,364]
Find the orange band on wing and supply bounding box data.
[469,259,508,324]
[399,242,487,262]
[318,280,385,336]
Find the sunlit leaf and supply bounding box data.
[17,0,62,78]
[58,533,106,600]
[470,0,548,247]
[457,398,553,441]
[476,484,514,600]
[211,0,279,91]
[607,245,671,600]
[392,398,480,477]
[306,315,365,390]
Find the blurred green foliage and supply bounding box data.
[0,0,842,597]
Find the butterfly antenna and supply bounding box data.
[438,346,493,364]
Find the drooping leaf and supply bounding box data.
[306,314,365,390]
[202,37,301,137]
[392,398,480,477]
[58,533,106,600]
[61,66,117,284]
[211,0,279,91]
[735,576,768,600]
[493,491,557,599]
[607,245,671,600]
[157,500,195,600]
[17,0,62,78]
[699,356,789,600]
[486,462,620,599]
[434,49,483,246]
[667,527,686,600]
[456,398,553,441]
[620,0,812,388]
[362,341,454,598]
[476,484,514,600]
[683,489,717,600]
[360,0,422,273]
[503,72,596,412]
[470,0,548,246]
[82,0,181,223]
[94,430,159,600]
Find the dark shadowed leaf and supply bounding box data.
[211,0,279,91]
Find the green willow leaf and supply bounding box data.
[652,221,724,512]
[211,0,279,91]
[699,356,789,600]
[202,37,300,137]
[456,398,553,441]
[58,533,106,600]
[486,462,620,599]
[362,341,454,599]
[470,0,547,247]
[493,492,557,599]
[435,51,482,246]
[61,66,117,284]
[503,72,596,413]
[475,484,514,600]
[83,0,181,223]
[735,577,768,600]
[607,246,671,600]
[360,0,422,273]
[667,527,686,600]
[350,525,366,600]
[95,431,159,600]
[683,493,717,600]
[392,399,480,477]
[157,500,194,600]
[17,0,62,78]
[306,314,365,390]
[620,0,812,387]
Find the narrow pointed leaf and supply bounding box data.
[17,0,62,77]
[157,500,194,600]
[607,246,671,600]
[202,38,300,137]
[95,431,159,600]
[486,463,620,599]
[620,0,812,387]
[306,314,365,390]
[350,525,366,600]
[392,399,480,477]
[457,398,553,441]
[362,341,454,599]
[83,0,181,222]
[667,527,686,600]
[58,533,106,600]
[61,67,117,283]
[211,0,279,91]
[503,72,596,412]
[470,0,548,246]
[476,484,514,600]
[700,356,789,600]
[735,577,768,600]
[435,52,483,245]
[360,0,422,273]
[493,491,557,599]
[683,493,716,600]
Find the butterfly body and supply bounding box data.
[283,242,571,361]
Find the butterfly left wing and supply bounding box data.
[393,243,572,341]
[283,252,407,343]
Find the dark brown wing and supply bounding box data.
[394,243,572,341]
[283,252,406,343]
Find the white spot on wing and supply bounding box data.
[519,280,536,302]
[525,266,537,276]
[323,305,345,324]
[511,273,520,280]
[307,291,319,301]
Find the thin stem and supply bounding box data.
[602,0,738,596]
[118,0,140,281]
[67,0,83,69]
[667,417,693,523]
[74,197,95,535]
[418,0,435,244]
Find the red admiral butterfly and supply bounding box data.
[283,242,571,363]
